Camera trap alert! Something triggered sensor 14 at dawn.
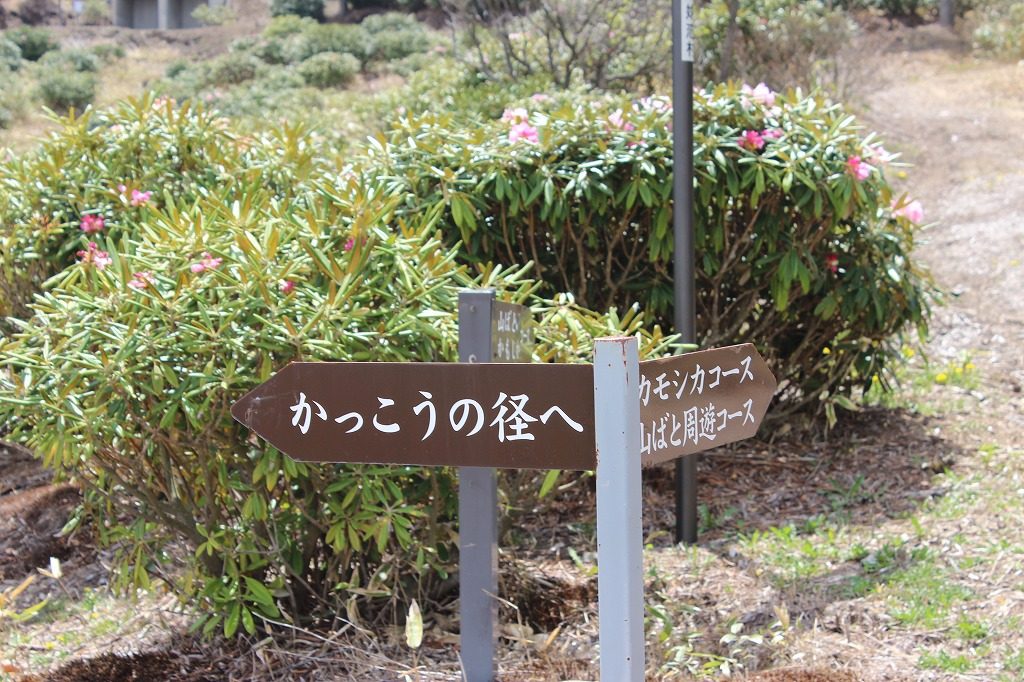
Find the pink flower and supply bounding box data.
[130,189,152,207]
[866,144,893,164]
[846,155,872,181]
[738,129,765,151]
[530,93,551,104]
[190,251,223,274]
[501,107,529,125]
[742,82,776,108]
[117,183,127,195]
[762,128,783,140]
[608,109,635,132]
[892,199,924,223]
[128,270,155,289]
[76,242,112,271]
[80,214,105,234]
[344,237,355,252]
[825,253,839,274]
[279,280,296,294]
[508,122,539,144]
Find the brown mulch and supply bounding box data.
[0,440,99,608]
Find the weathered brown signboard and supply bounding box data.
[491,302,533,363]
[231,362,596,470]
[638,343,776,466]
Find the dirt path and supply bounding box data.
[858,26,1024,395]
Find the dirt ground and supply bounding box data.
[1,18,1023,682]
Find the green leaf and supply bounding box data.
[539,469,561,498]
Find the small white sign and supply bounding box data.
[681,0,695,63]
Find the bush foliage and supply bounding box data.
[0,99,673,631]
[364,85,933,423]
[0,97,323,323]
[297,51,359,88]
[3,26,58,61]
[270,0,324,20]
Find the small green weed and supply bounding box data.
[953,616,989,643]
[918,650,974,672]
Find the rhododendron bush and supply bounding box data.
[365,83,934,424]
[0,96,323,325]
[0,101,673,631]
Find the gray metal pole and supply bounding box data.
[458,290,498,682]
[673,0,699,545]
[594,336,645,681]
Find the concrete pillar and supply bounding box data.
[111,0,131,27]
[156,0,172,28]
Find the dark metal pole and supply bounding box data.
[672,0,699,545]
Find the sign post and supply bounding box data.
[455,291,534,682]
[594,337,645,681]
[672,0,699,545]
[456,290,499,682]
[230,339,775,678]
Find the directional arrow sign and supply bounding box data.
[638,343,776,466]
[231,362,596,470]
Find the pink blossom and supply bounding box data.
[344,237,355,252]
[190,251,223,274]
[741,82,776,108]
[117,183,127,195]
[846,156,872,181]
[825,253,839,274]
[130,189,152,207]
[608,109,635,132]
[128,271,155,289]
[508,122,539,144]
[76,242,112,271]
[892,199,924,223]
[501,107,529,125]
[279,280,296,294]
[762,128,783,140]
[530,93,551,104]
[80,214,105,234]
[866,144,893,164]
[738,129,765,151]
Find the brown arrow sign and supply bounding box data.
[638,343,776,466]
[231,362,597,470]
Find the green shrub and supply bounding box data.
[165,59,189,78]
[370,28,430,62]
[287,23,375,65]
[262,13,318,38]
[191,2,237,25]
[298,51,359,88]
[4,26,59,61]
[80,0,110,25]
[971,0,1024,59]
[0,144,673,629]
[0,37,21,71]
[362,86,934,423]
[206,53,262,85]
[361,11,421,34]
[0,71,29,129]
[447,0,670,91]
[40,47,101,72]
[37,70,96,112]
[270,0,324,20]
[695,0,854,88]
[90,43,126,61]
[0,96,323,323]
